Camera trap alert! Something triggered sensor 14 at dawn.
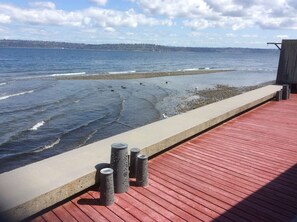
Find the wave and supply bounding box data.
[79,130,98,147]
[33,138,61,153]
[0,82,7,86]
[29,120,45,131]
[177,67,212,72]
[0,90,34,101]
[108,70,136,75]
[50,72,86,77]
[0,59,17,61]
[182,68,199,71]
[0,137,60,159]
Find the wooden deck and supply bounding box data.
[31,94,297,222]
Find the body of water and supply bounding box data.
[0,48,279,172]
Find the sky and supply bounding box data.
[0,0,296,48]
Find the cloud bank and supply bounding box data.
[0,0,295,47]
[0,2,172,29]
[131,0,297,30]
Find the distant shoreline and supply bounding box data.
[56,69,234,80]
[0,39,278,51]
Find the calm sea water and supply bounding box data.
[0,48,279,172]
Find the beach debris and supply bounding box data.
[162,113,168,119]
[111,89,114,92]
[165,81,168,84]
[121,86,127,89]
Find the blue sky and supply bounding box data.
[0,0,296,48]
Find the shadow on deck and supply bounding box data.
[214,164,297,222]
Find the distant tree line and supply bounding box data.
[0,39,277,53]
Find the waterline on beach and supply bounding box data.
[56,69,233,80]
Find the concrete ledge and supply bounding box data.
[0,85,282,221]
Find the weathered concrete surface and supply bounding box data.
[0,85,282,221]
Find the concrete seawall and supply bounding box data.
[0,85,282,221]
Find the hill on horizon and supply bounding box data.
[0,39,277,52]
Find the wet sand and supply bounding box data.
[56,69,233,80]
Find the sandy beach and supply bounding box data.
[56,69,233,80]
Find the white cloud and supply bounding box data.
[0,4,83,26]
[104,27,115,32]
[0,14,11,24]
[276,34,289,38]
[184,19,209,30]
[29,1,56,9]
[89,0,108,6]
[241,34,258,38]
[131,0,214,18]
[83,7,172,28]
[0,1,295,47]
[0,3,172,29]
[132,0,297,30]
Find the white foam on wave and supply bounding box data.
[182,68,199,71]
[0,90,34,101]
[30,120,45,131]
[108,70,136,75]
[0,82,7,86]
[79,129,98,147]
[33,138,61,153]
[50,72,86,77]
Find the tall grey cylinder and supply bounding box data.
[136,154,148,187]
[282,85,289,100]
[99,168,114,206]
[276,90,282,101]
[130,148,140,178]
[110,143,129,193]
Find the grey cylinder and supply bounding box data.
[110,143,129,193]
[99,168,114,206]
[130,148,140,178]
[136,154,149,187]
[282,85,290,100]
[276,90,282,101]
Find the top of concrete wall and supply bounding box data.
[0,85,282,221]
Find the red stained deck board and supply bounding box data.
[31,94,297,222]
[30,216,46,222]
[41,211,61,222]
[52,206,77,222]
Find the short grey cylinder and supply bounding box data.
[110,143,129,193]
[136,154,148,187]
[130,148,140,178]
[276,90,282,101]
[282,85,289,100]
[99,168,114,206]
